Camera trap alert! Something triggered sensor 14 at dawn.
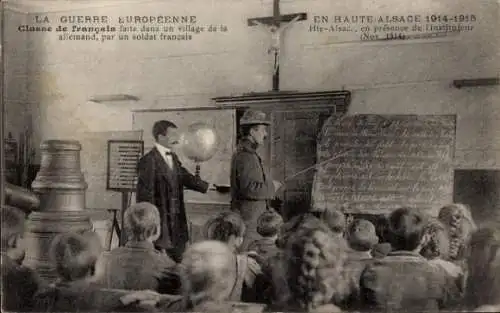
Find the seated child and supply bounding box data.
[438,203,477,270]
[346,218,379,259]
[247,210,283,263]
[204,212,264,302]
[264,212,333,307]
[320,207,347,239]
[34,231,155,312]
[164,240,244,312]
[277,227,348,312]
[1,205,42,312]
[360,207,461,312]
[95,202,176,292]
[420,217,464,280]
[341,219,379,310]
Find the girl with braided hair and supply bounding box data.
[283,228,348,312]
[420,217,449,260]
[438,204,477,269]
[420,217,465,293]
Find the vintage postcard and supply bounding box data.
[1,0,499,312]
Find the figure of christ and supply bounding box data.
[251,15,301,75]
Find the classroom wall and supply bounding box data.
[3,0,499,214]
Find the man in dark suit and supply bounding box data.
[136,120,209,262]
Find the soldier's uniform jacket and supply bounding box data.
[230,138,274,222]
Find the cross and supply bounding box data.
[248,0,307,91]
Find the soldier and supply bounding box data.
[230,110,281,250]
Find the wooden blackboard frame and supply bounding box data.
[106,140,144,192]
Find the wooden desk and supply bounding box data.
[184,189,231,243]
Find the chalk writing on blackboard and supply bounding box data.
[107,140,144,191]
[312,114,456,215]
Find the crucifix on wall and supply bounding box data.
[248,0,307,91]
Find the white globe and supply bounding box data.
[181,122,219,162]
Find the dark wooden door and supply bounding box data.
[271,108,333,219]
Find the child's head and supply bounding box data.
[257,210,284,238]
[347,219,379,252]
[124,202,161,243]
[180,240,237,305]
[50,231,102,282]
[276,213,329,249]
[321,208,346,236]
[205,212,245,250]
[1,206,26,262]
[387,207,428,252]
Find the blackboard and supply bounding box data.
[107,140,144,191]
[312,114,456,215]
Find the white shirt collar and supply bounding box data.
[155,143,172,154]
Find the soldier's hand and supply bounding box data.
[273,180,283,192]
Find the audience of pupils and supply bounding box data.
[203,211,263,302]
[1,205,41,312]
[5,200,500,313]
[95,202,176,291]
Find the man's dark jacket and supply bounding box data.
[136,147,208,251]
